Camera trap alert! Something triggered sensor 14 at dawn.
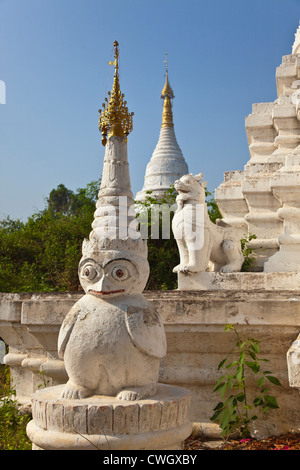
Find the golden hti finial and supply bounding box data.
[98,41,134,146]
[161,52,174,128]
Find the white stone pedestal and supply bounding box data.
[26,384,192,450]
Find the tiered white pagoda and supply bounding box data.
[215,23,300,272]
[135,59,188,201]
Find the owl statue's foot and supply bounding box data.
[117,383,157,401]
[61,380,91,399]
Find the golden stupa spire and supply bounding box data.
[161,52,174,128]
[98,41,134,146]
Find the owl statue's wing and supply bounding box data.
[125,304,167,358]
[58,303,80,359]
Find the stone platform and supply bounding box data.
[178,271,300,291]
[27,383,192,450]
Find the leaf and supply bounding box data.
[260,387,271,394]
[226,361,238,369]
[250,343,260,354]
[248,351,257,361]
[245,361,260,374]
[210,409,222,422]
[239,351,245,364]
[265,376,282,386]
[244,405,253,410]
[225,324,234,332]
[213,401,224,411]
[214,382,227,398]
[262,405,270,415]
[211,401,225,420]
[235,365,244,383]
[236,393,245,402]
[219,408,231,428]
[257,376,264,388]
[263,395,279,409]
[253,397,264,407]
[226,398,237,416]
[215,375,226,387]
[217,359,227,370]
[248,338,260,345]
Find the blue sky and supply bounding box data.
[1,0,300,220]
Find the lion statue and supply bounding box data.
[172,173,244,274]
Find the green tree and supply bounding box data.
[0,180,100,293]
[47,180,99,217]
[0,180,221,293]
[48,184,74,215]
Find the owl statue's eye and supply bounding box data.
[112,265,129,281]
[81,264,97,280]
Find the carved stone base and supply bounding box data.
[26,384,192,450]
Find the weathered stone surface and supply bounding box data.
[27,384,192,450]
[215,26,300,272]
[88,404,113,435]
[2,286,300,435]
[177,271,300,291]
[139,401,162,432]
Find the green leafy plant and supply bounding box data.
[0,366,31,450]
[205,188,222,224]
[38,369,50,389]
[210,324,281,438]
[241,233,257,272]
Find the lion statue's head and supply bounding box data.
[174,173,207,205]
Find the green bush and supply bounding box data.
[0,366,31,450]
[0,181,222,293]
[0,181,100,293]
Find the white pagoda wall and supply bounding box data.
[215,50,300,272]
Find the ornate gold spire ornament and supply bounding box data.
[161,52,174,128]
[98,41,134,146]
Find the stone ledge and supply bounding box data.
[178,271,300,291]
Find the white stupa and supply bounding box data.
[135,57,188,201]
[292,22,300,54]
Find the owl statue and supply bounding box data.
[57,135,167,401]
